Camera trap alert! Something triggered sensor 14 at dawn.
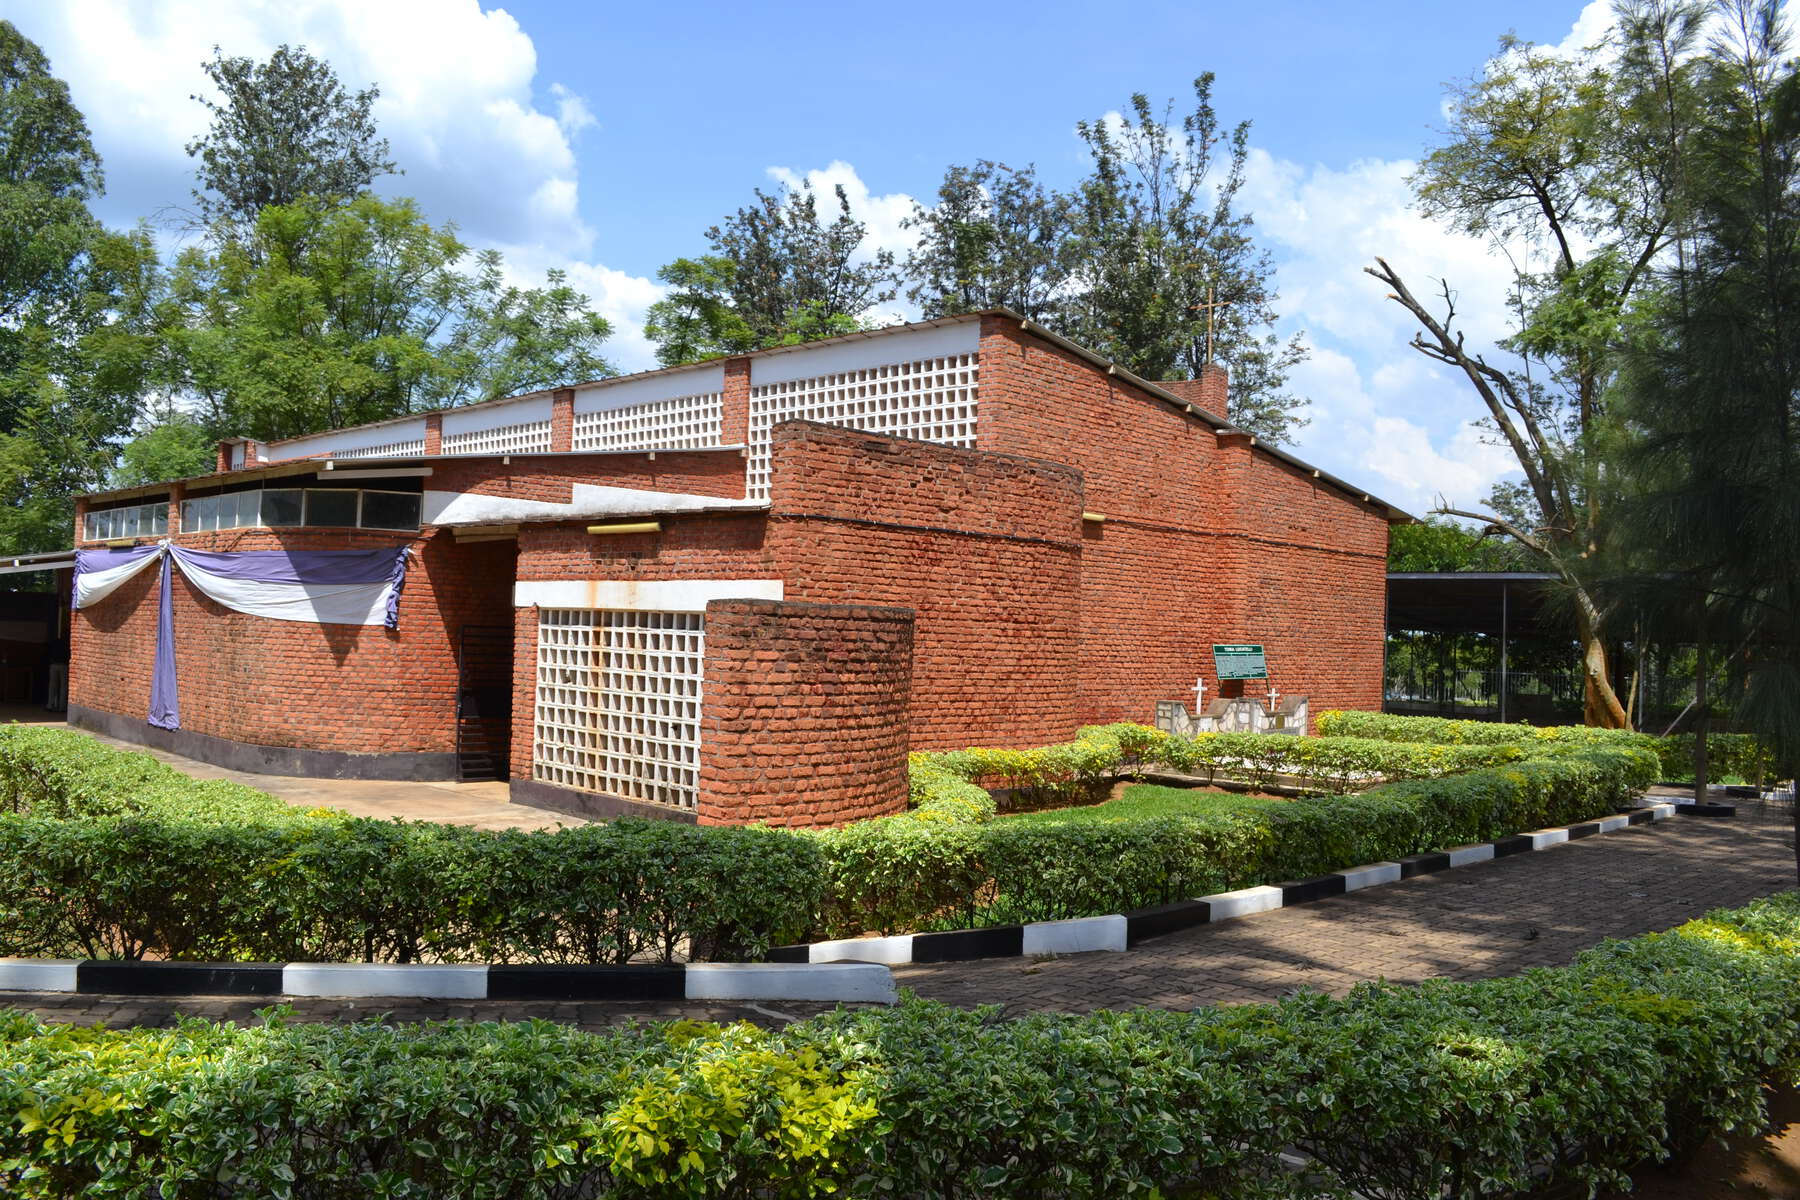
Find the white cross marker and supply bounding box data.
[1193,677,1207,712]
[1266,682,1281,712]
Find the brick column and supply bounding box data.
[1161,364,1230,422]
[424,414,443,456]
[721,357,751,447]
[72,497,89,545]
[167,483,185,537]
[697,598,914,828]
[509,603,537,781]
[214,441,233,473]
[550,387,575,453]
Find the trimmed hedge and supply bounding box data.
[0,729,821,964]
[819,730,1659,935]
[5,893,1799,1198]
[0,720,1660,955]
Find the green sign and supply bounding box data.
[1212,643,1267,680]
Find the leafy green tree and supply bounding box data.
[645,183,895,367]
[1615,0,1800,822]
[0,21,165,558]
[902,161,1073,323]
[186,43,395,235]
[1387,516,1544,572]
[902,80,1309,443]
[1064,78,1309,443]
[112,410,215,488]
[1369,1,1707,726]
[168,195,612,440]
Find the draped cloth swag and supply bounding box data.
[72,543,411,731]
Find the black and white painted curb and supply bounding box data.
[0,802,1686,999]
[0,960,896,1005]
[768,801,1681,966]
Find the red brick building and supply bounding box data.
[68,312,1406,827]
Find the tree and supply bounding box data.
[167,195,612,440]
[902,161,1073,323]
[645,183,895,367]
[902,79,1310,443]
[1614,0,1800,833]
[0,21,164,558]
[1063,78,1309,443]
[1388,516,1544,572]
[112,409,215,488]
[186,43,396,235]
[1368,2,1707,726]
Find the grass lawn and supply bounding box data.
[993,782,1289,826]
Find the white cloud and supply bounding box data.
[549,83,597,138]
[765,160,920,264]
[1282,348,1516,517]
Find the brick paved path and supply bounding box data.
[3,798,1794,1031]
[895,797,1797,1013]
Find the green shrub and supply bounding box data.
[5,893,1800,1198]
[0,742,824,964]
[0,720,1661,955]
[818,743,1656,936]
[0,726,298,823]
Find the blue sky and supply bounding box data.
[4,0,1616,515]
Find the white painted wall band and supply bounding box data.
[514,578,783,611]
[748,320,980,386]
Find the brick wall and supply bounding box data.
[766,420,1084,750]
[429,449,746,507]
[506,513,776,781]
[68,528,514,757]
[976,314,1390,728]
[1160,364,1230,422]
[697,598,912,827]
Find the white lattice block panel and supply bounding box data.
[533,608,704,810]
[333,439,428,459]
[746,353,978,499]
[572,391,723,452]
[442,419,553,456]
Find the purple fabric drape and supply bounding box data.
[73,544,412,732]
[148,552,179,730]
[70,545,161,609]
[169,546,408,585]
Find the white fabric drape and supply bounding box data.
[71,547,164,609]
[74,543,405,628]
[168,549,398,626]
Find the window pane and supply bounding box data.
[305,489,360,528]
[359,490,421,531]
[260,489,303,527]
[232,492,259,528]
[199,496,220,532]
[151,505,168,535]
